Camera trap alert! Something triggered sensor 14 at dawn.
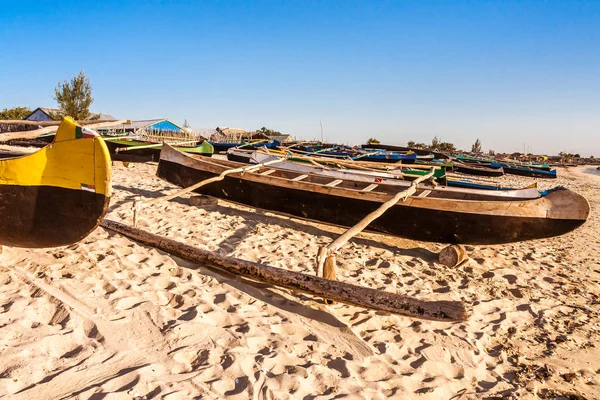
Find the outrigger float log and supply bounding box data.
[100,219,468,321]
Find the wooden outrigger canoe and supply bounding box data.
[490,163,558,179]
[0,118,111,248]
[104,137,213,161]
[453,161,505,177]
[157,144,589,245]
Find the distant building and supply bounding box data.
[96,119,183,134]
[268,134,294,143]
[24,107,115,121]
[212,127,294,143]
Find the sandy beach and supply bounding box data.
[0,163,598,399]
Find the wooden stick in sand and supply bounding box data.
[316,169,436,280]
[0,120,128,142]
[100,219,468,321]
[132,155,286,226]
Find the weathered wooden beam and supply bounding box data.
[100,219,468,321]
[132,150,285,226]
[316,169,436,278]
[0,120,128,142]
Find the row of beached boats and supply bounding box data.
[4,128,558,180]
[0,121,587,249]
[101,136,559,179]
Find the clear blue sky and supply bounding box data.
[1,0,599,155]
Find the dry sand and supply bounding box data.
[0,163,599,399]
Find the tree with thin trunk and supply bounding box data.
[53,70,99,120]
[471,138,482,153]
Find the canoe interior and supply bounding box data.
[499,166,557,179]
[157,149,589,245]
[184,156,530,201]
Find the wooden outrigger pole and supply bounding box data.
[100,219,468,321]
[114,140,199,152]
[132,155,286,226]
[316,169,437,279]
[0,120,128,142]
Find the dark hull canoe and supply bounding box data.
[105,139,212,161]
[498,166,557,179]
[210,142,241,153]
[157,145,589,245]
[0,118,111,248]
[227,151,252,164]
[454,163,505,177]
[104,140,160,160]
[0,185,108,248]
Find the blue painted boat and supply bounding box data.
[490,163,557,179]
[316,149,418,164]
[447,178,536,191]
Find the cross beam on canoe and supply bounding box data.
[0,120,128,142]
[316,169,436,279]
[114,140,199,152]
[99,219,468,321]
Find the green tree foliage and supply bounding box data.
[429,136,456,152]
[366,137,380,144]
[0,106,31,120]
[559,151,581,160]
[407,140,428,149]
[53,70,99,120]
[471,138,482,153]
[437,142,456,152]
[258,127,282,136]
[408,137,456,152]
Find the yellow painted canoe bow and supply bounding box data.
[0,117,111,248]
